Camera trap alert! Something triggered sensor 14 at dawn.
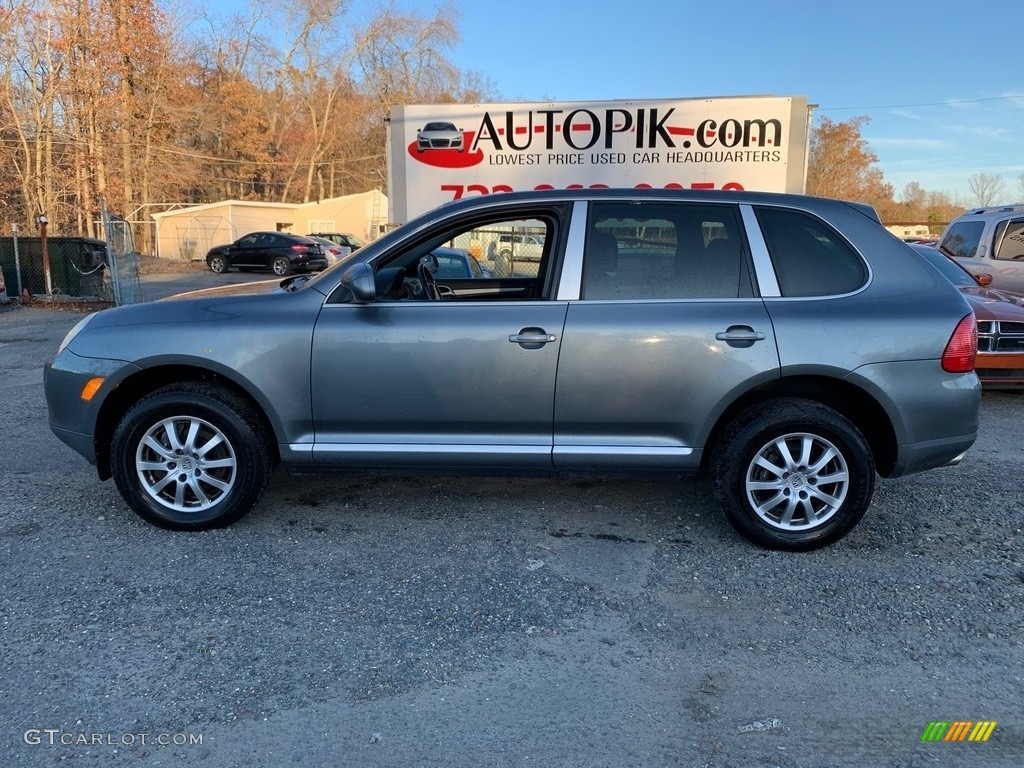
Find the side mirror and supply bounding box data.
[419,253,439,273]
[976,273,993,287]
[341,262,376,303]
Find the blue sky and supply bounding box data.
[210,0,1023,203]
[438,0,1023,203]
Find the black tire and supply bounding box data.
[271,256,292,276]
[110,383,273,531]
[710,398,875,551]
[207,254,228,273]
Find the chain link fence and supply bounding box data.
[0,207,142,305]
[448,226,545,278]
[100,211,142,305]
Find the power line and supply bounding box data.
[0,135,384,166]
[819,95,1023,112]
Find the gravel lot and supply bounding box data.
[1,287,1022,767]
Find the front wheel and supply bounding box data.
[711,399,875,551]
[207,255,227,273]
[110,383,273,530]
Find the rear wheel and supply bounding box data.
[711,399,875,551]
[272,256,292,276]
[110,383,273,530]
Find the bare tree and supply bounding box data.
[0,0,68,229]
[0,0,495,235]
[353,1,460,108]
[967,171,1007,207]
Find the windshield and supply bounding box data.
[938,221,984,259]
[912,245,977,287]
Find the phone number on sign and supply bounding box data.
[440,181,746,201]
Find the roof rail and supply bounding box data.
[965,203,1024,215]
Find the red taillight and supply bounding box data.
[942,312,977,373]
[291,244,310,253]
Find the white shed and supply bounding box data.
[151,190,387,261]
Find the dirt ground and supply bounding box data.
[135,254,205,276]
[2,297,1021,768]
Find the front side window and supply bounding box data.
[755,207,866,297]
[939,221,985,260]
[582,202,750,300]
[358,210,561,303]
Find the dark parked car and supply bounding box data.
[205,232,327,276]
[45,189,980,550]
[911,243,1024,387]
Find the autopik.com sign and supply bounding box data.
[387,96,810,223]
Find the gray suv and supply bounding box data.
[45,189,980,550]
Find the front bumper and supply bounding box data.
[44,349,139,467]
[976,352,1024,387]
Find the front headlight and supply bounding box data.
[57,312,97,354]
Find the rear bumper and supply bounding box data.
[890,432,977,476]
[846,360,981,478]
[298,257,328,271]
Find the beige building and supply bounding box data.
[151,189,387,261]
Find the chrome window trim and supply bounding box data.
[556,201,588,300]
[740,203,780,298]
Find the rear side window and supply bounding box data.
[583,201,751,299]
[755,207,866,297]
[939,221,985,259]
[993,219,1024,261]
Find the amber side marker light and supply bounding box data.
[80,377,105,402]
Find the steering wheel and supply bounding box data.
[417,253,442,300]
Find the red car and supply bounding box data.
[912,243,1024,387]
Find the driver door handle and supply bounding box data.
[509,327,557,348]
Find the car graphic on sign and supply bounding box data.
[416,122,464,153]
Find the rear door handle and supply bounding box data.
[716,326,767,348]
